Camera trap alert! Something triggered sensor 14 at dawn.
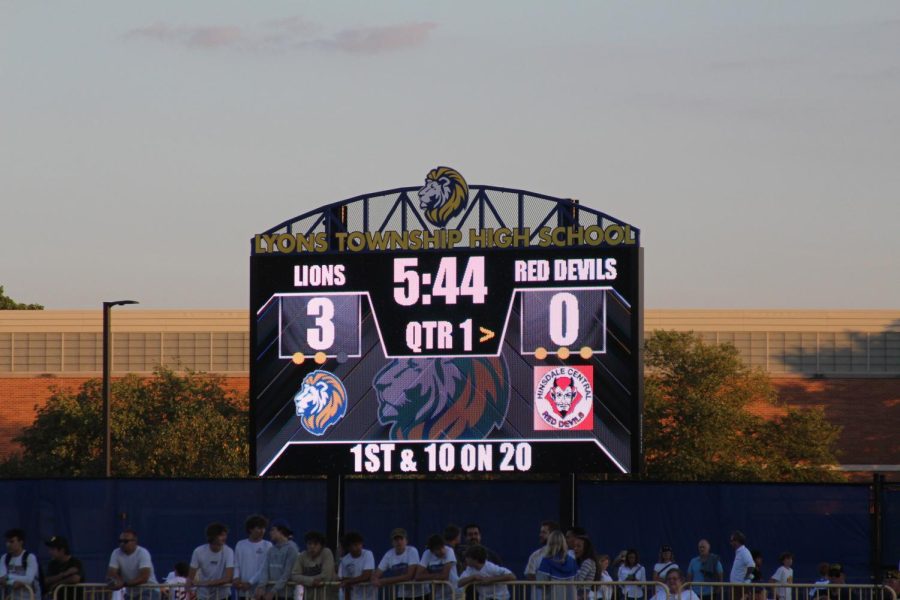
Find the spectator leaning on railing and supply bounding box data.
[234,515,272,600]
[414,534,458,600]
[373,529,421,600]
[458,545,515,600]
[291,530,336,600]
[107,529,159,600]
[188,523,234,600]
[254,520,298,600]
[337,532,375,600]
[0,528,40,600]
[44,536,84,600]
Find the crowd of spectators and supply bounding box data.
[1,522,898,600]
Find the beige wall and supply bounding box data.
[1,309,898,376]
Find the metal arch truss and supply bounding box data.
[254,185,640,248]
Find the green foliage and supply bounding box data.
[0,368,249,477]
[643,330,843,482]
[0,285,43,310]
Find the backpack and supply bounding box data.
[4,550,46,595]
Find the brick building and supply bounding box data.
[1,309,898,473]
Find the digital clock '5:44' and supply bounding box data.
[393,256,488,306]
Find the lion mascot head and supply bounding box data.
[293,370,348,436]
[373,357,510,440]
[417,166,469,227]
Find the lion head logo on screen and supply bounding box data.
[293,370,348,436]
[417,166,469,227]
[373,357,510,440]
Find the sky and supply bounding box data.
[2,1,899,310]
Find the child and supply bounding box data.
[164,562,195,600]
[769,553,793,600]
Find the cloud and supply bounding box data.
[125,18,437,54]
[126,23,243,49]
[326,22,437,53]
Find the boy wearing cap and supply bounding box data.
[338,532,375,600]
[45,536,85,597]
[254,520,299,600]
[373,529,420,600]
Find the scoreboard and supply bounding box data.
[251,168,642,476]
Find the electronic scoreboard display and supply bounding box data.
[251,167,642,476]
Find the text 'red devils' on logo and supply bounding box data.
[533,365,594,431]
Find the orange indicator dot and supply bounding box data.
[292,353,305,365]
[534,347,548,360]
[557,347,571,359]
[580,346,593,360]
[314,352,327,364]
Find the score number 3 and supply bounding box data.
[306,297,335,350]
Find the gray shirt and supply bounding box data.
[109,546,159,584]
[256,540,299,593]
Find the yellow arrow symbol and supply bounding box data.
[479,326,495,343]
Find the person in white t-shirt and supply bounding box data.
[653,547,679,583]
[597,555,614,600]
[617,550,646,600]
[458,545,514,600]
[649,570,699,600]
[415,534,458,600]
[338,532,375,600]
[525,521,560,580]
[234,515,273,599]
[769,553,793,600]
[0,528,40,600]
[373,529,421,599]
[728,532,754,584]
[188,523,235,600]
[107,529,160,600]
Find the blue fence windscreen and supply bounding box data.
[0,479,884,584]
[578,482,872,583]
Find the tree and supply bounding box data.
[0,285,43,309]
[0,368,248,477]
[643,330,843,482]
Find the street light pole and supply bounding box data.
[102,300,138,477]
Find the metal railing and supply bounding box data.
[0,585,36,600]
[49,581,898,600]
[680,582,897,600]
